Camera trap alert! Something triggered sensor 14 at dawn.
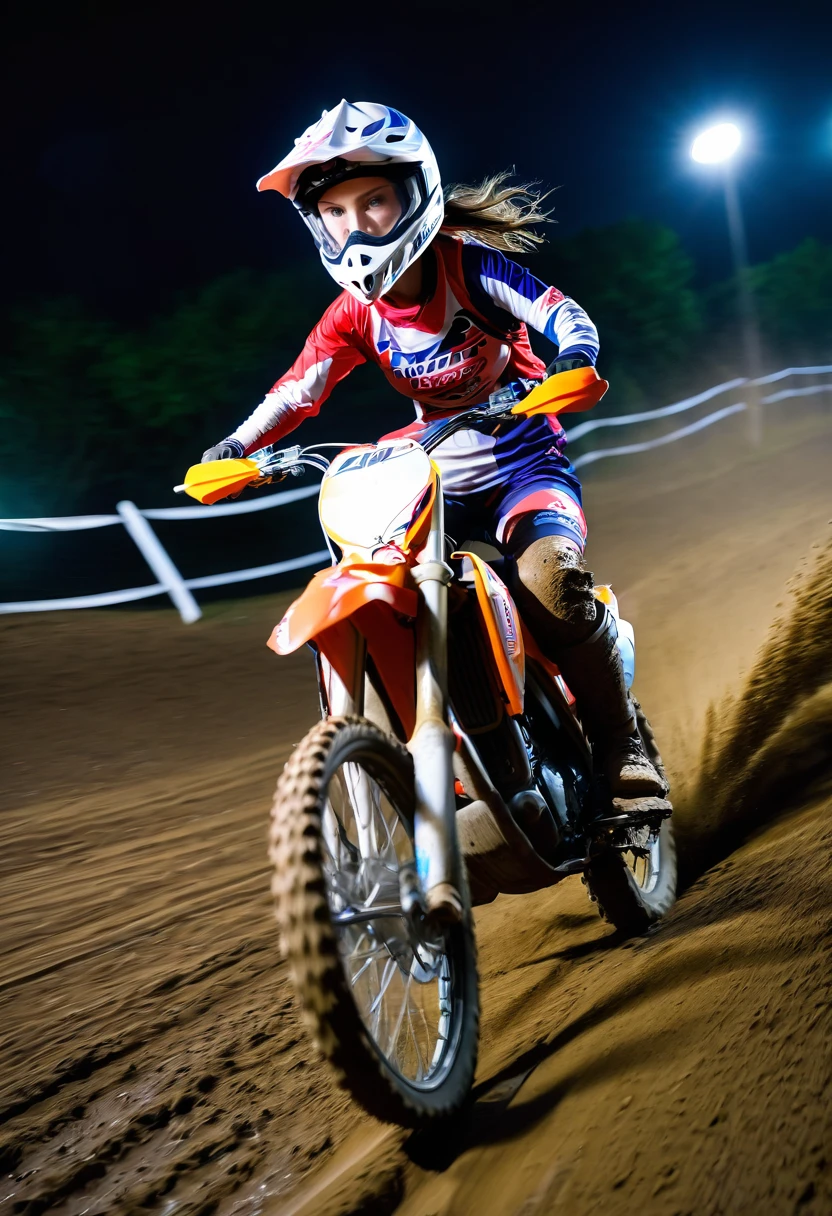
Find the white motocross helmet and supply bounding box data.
[257,101,444,305]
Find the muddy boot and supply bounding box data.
[600,731,666,798]
[553,603,666,798]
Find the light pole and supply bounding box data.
[691,122,763,444]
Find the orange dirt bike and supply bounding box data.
[179,366,676,1127]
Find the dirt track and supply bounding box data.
[2,411,831,1215]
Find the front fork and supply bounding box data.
[408,480,463,920]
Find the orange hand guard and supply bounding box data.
[180,458,263,505]
[512,366,609,417]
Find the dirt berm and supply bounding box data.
[1,410,830,1215]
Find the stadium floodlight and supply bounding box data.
[691,122,742,164]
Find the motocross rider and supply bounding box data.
[202,100,663,799]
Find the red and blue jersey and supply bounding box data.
[232,234,599,496]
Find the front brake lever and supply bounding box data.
[272,443,303,470]
[485,378,542,413]
[255,444,303,479]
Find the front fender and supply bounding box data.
[269,561,418,738]
[268,561,417,655]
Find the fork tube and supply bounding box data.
[409,480,460,909]
[322,629,372,858]
[323,625,366,717]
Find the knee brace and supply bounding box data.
[511,535,598,650]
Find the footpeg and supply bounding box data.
[592,796,673,831]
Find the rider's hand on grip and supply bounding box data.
[201,438,245,463]
[545,354,591,377]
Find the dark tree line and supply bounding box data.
[2,227,831,517]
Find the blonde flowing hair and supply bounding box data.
[441,169,555,253]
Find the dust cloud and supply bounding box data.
[677,533,832,883]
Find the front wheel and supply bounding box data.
[269,715,479,1126]
[583,700,678,933]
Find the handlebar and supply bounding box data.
[176,367,607,501]
[246,378,541,482]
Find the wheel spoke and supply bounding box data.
[383,970,412,1061]
[349,953,380,988]
[347,944,385,964]
[334,902,404,925]
[406,997,427,1081]
[374,801,401,862]
[369,955,399,1016]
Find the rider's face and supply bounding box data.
[317,177,402,251]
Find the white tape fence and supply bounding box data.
[2,365,830,622]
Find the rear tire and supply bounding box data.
[269,714,480,1126]
[583,700,677,933]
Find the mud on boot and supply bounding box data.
[599,728,666,798]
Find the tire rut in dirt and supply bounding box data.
[1,947,350,1215]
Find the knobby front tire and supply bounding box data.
[268,714,480,1127]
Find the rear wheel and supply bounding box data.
[269,714,479,1126]
[583,700,677,933]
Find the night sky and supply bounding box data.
[4,0,832,320]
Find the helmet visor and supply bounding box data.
[299,166,429,262]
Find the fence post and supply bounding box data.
[116,501,202,623]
